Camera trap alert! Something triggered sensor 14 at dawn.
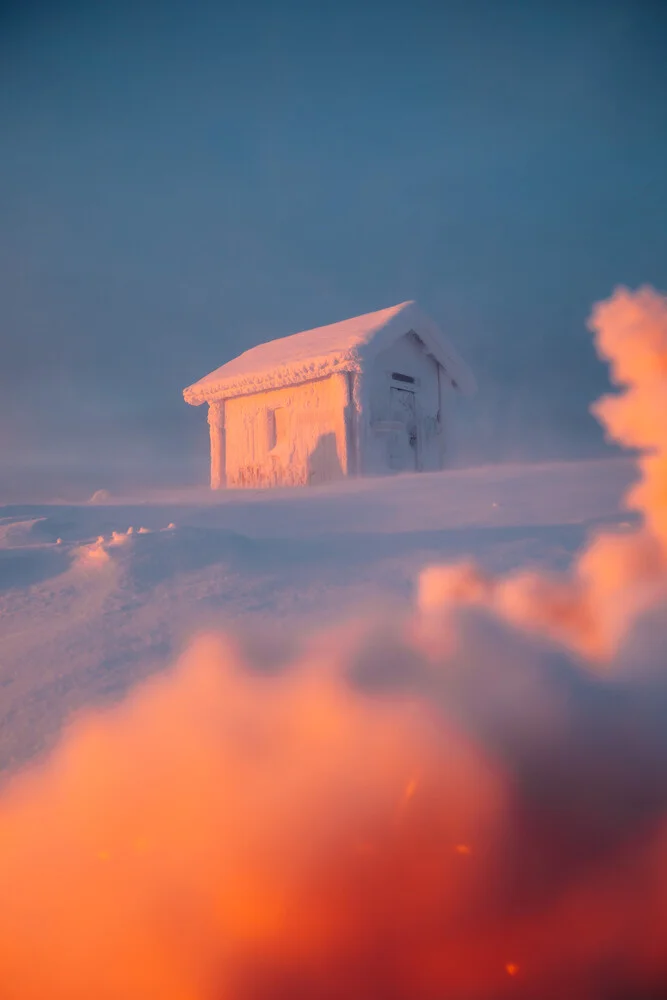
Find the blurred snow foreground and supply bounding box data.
[183,300,475,488]
[0,287,666,999]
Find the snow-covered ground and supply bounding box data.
[0,456,633,776]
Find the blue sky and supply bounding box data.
[2,0,666,483]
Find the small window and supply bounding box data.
[391,371,415,384]
[267,407,288,450]
[267,408,277,450]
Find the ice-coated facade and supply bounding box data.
[183,301,475,489]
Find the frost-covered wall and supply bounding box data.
[362,332,444,475]
[187,302,473,490]
[223,373,350,488]
[207,333,452,489]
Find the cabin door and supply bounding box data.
[388,387,418,471]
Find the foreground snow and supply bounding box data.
[0,457,632,775]
[3,287,666,1000]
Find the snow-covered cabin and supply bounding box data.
[183,301,475,489]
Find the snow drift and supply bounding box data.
[419,286,667,659]
[1,286,667,1000]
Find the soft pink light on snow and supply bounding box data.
[1,288,667,999]
[419,285,667,659]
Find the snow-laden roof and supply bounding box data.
[183,301,476,405]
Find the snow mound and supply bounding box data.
[74,525,256,589]
[0,516,71,548]
[0,518,48,548]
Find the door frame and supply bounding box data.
[388,379,420,472]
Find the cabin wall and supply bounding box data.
[363,332,443,475]
[223,373,349,488]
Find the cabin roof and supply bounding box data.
[183,301,476,405]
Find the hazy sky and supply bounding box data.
[2,0,666,485]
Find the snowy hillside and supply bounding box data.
[0,457,633,775]
[2,285,666,1000]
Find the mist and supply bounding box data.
[0,285,665,998]
[2,0,667,498]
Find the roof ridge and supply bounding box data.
[183,301,475,404]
